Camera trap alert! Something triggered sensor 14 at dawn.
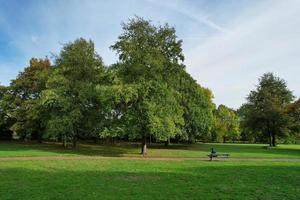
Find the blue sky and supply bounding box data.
[0,0,299,108]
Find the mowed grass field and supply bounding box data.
[0,142,299,200]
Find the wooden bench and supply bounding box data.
[207,153,230,161]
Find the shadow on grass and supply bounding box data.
[147,143,300,157]
[204,143,300,157]
[0,162,299,200]
[0,141,299,158]
[0,141,137,157]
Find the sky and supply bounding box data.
[0,0,299,109]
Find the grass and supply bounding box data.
[0,141,299,158]
[0,142,299,199]
[0,159,299,200]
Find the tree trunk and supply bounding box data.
[188,135,194,144]
[141,135,147,156]
[269,132,272,147]
[37,122,42,143]
[272,134,276,147]
[72,128,80,148]
[164,137,170,147]
[37,133,42,143]
[72,135,77,148]
[93,136,99,144]
[62,135,67,148]
[223,136,226,143]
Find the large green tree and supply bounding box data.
[110,17,214,153]
[242,73,294,146]
[3,58,51,141]
[40,38,105,147]
[0,17,215,149]
[111,17,187,154]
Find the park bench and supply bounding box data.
[207,153,230,161]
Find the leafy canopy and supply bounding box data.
[241,73,294,146]
[40,38,105,146]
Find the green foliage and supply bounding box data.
[0,85,6,127]
[0,85,13,139]
[3,58,51,140]
[241,73,294,146]
[95,83,139,139]
[176,71,214,142]
[40,38,105,147]
[213,105,240,142]
[1,17,215,147]
[96,80,184,146]
[287,99,300,140]
[127,81,184,141]
[111,17,185,146]
[110,17,214,149]
[237,104,258,142]
[111,16,184,83]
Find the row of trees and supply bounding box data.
[0,17,299,150]
[0,17,217,154]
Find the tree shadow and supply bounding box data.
[147,143,300,157]
[0,141,299,158]
[202,143,300,157]
[0,141,137,157]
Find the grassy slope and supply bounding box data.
[0,142,299,158]
[0,160,299,200]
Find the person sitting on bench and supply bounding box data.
[209,148,217,160]
[208,148,230,161]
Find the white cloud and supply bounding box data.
[185,0,300,108]
[1,0,299,108]
[147,0,229,34]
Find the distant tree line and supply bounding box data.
[0,17,299,152]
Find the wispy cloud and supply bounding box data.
[147,0,230,34]
[185,0,300,108]
[0,0,299,108]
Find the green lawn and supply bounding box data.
[0,160,299,200]
[0,142,299,199]
[0,141,299,158]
